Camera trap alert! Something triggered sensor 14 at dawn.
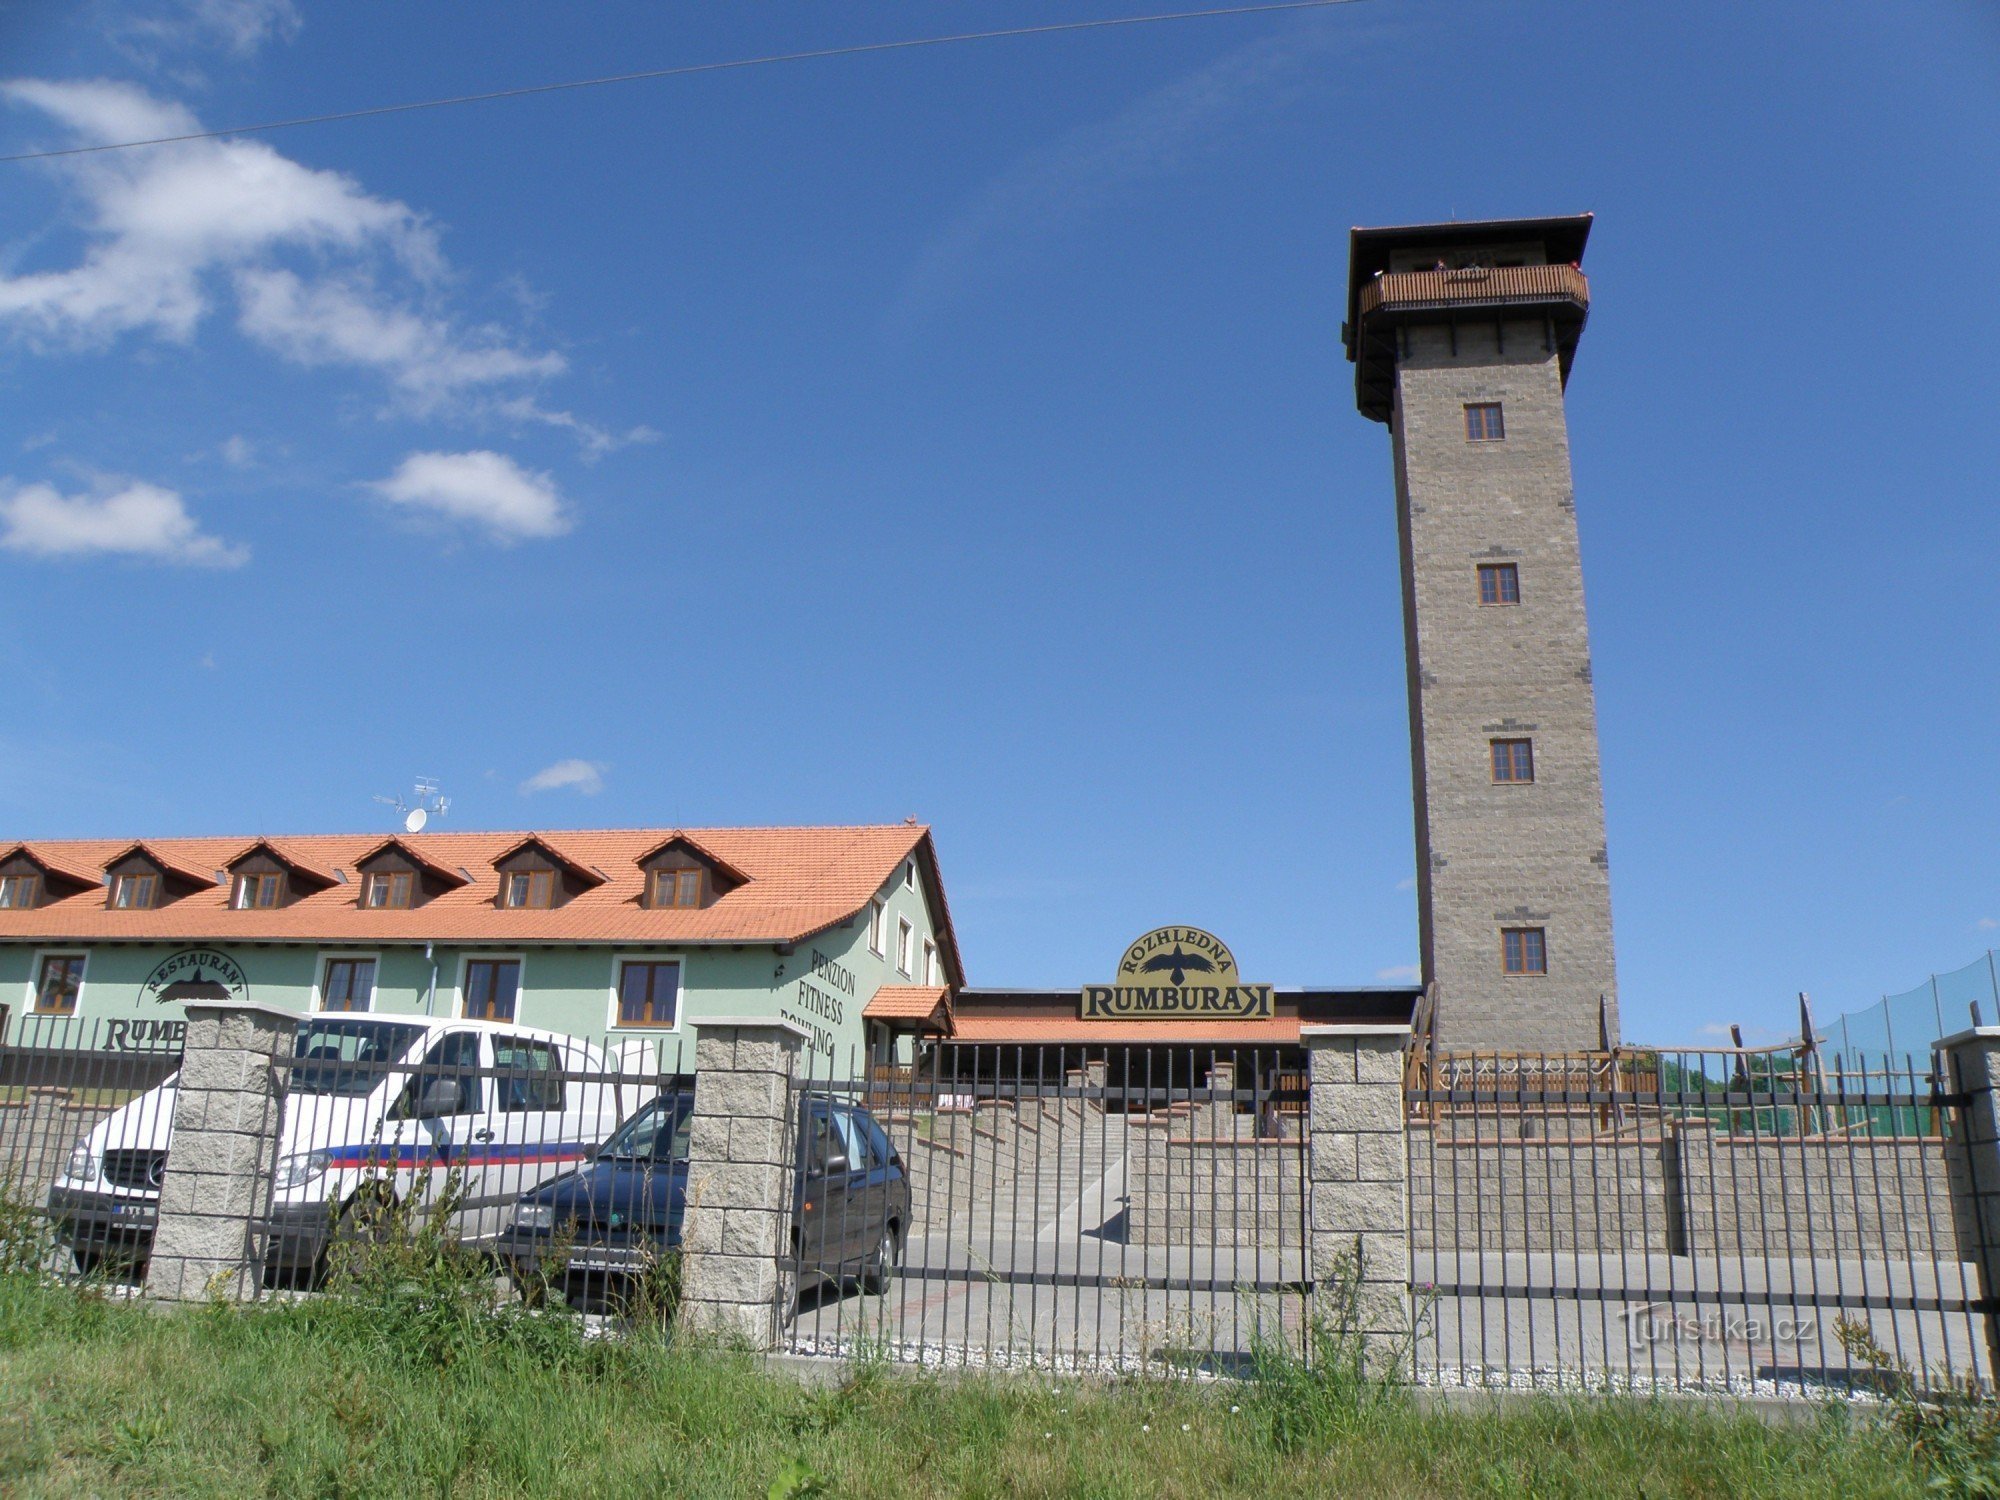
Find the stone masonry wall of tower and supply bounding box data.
[1392,320,1618,1051]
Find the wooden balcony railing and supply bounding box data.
[1357,262,1588,319]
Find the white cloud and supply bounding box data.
[368,450,570,542]
[184,0,301,55]
[1375,964,1420,984]
[0,477,246,565]
[519,759,605,796]
[494,397,660,462]
[1394,876,1416,892]
[0,79,621,433]
[1979,918,1998,932]
[236,268,563,405]
[0,79,433,345]
[118,0,302,59]
[218,434,253,467]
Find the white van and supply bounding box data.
[47,1013,646,1278]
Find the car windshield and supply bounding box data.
[597,1096,692,1162]
[289,1019,427,1097]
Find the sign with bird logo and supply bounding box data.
[1080,927,1274,1021]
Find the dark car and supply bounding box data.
[496,1090,910,1313]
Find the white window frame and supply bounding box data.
[453,951,528,1023]
[867,898,886,957]
[24,948,87,1017]
[605,953,685,1034]
[923,939,938,987]
[896,917,914,978]
[312,951,382,1013]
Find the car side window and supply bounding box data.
[856,1110,895,1170]
[393,1031,483,1119]
[831,1107,871,1170]
[802,1104,838,1174]
[494,1037,565,1112]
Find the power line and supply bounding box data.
[0,0,1376,165]
[0,0,1372,165]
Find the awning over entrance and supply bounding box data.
[862,984,953,1033]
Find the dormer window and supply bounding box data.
[502,870,555,909]
[363,871,414,909]
[232,872,283,909]
[0,874,40,910]
[112,873,158,910]
[649,868,701,909]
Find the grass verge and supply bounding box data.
[0,1274,1947,1499]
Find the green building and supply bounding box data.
[0,825,961,1067]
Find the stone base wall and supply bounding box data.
[1411,1122,1967,1257]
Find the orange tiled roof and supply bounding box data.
[947,1013,1300,1046]
[1,843,105,890]
[863,985,952,1024]
[0,826,947,958]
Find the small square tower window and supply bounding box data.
[1490,738,1535,784]
[1501,927,1547,976]
[1465,402,1505,441]
[1477,563,1520,605]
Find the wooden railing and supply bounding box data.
[1357,262,1588,318]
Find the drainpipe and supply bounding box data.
[424,942,438,1016]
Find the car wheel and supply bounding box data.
[860,1223,897,1295]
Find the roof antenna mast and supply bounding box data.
[372,777,450,834]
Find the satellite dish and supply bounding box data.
[404,807,428,834]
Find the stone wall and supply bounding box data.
[1392,319,1618,1052]
[1409,1121,1967,1257]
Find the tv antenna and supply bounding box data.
[373,778,450,834]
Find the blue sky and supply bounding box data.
[1,0,1996,1043]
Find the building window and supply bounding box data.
[1502,927,1547,976]
[1477,563,1520,605]
[896,917,915,977]
[111,873,158,910]
[0,874,39,910]
[501,870,554,909]
[35,954,84,1015]
[903,860,916,891]
[1465,402,1505,441]
[868,898,886,957]
[363,871,414,909]
[463,958,521,1021]
[1491,738,1535,784]
[923,939,938,986]
[321,957,376,1012]
[649,868,701,909]
[232,872,282,909]
[617,961,680,1029]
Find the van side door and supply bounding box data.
[388,1030,487,1212]
[475,1035,573,1241]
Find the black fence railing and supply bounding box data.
[1408,1044,1993,1397]
[789,1043,1310,1375]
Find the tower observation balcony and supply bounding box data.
[1342,214,1594,423]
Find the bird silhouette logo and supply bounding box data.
[1139,945,1215,987]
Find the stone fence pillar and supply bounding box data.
[147,1001,294,1302]
[1940,1028,2000,1376]
[678,1017,805,1347]
[1302,1022,1412,1376]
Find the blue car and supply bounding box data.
[496,1089,910,1313]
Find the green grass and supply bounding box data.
[0,1279,1943,1499]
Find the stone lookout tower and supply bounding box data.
[1342,214,1617,1052]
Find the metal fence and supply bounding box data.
[1408,1044,1994,1397]
[788,1043,1311,1375]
